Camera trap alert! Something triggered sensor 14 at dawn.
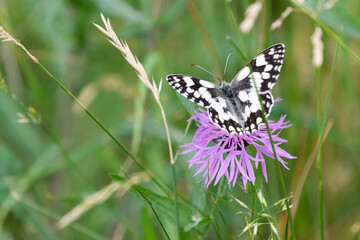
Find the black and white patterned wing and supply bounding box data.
[209,43,285,135]
[167,44,285,136]
[207,91,273,135]
[207,99,244,135]
[166,74,220,107]
[231,43,285,93]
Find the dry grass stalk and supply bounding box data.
[324,0,338,9]
[239,0,263,34]
[293,0,304,4]
[93,14,174,164]
[0,26,38,63]
[270,7,293,31]
[311,27,324,68]
[57,171,150,229]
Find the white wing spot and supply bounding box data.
[256,55,267,66]
[248,92,261,109]
[238,91,248,102]
[256,117,262,124]
[262,72,270,79]
[184,79,195,87]
[198,87,207,95]
[199,80,215,88]
[250,104,258,113]
[187,88,194,93]
[264,64,273,71]
[235,66,250,81]
[202,91,211,101]
[244,105,251,117]
[251,72,262,79]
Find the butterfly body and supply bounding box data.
[167,43,285,135]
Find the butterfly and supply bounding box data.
[166,43,285,135]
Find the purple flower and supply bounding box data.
[180,109,296,189]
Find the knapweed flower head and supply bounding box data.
[180,109,295,189]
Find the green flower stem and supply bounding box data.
[250,70,296,239]
[171,164,180,240]
[209,177,227,240]
[226,36,248,62]
[0,82,94,188]
[262,117,295,239]
[316,61,324,240]
[293,1,360,65]
[34,61,172,238]
[171,120,192,240]
[34,62,176,239]
[35,62,171,197]
[316,34,341,240]
[251,184,256,222]
[223,0,248,61]
[131,182,171,240]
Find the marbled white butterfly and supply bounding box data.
[167,43,285,135]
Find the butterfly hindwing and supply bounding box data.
[243,91,274,133]
[166,75,220,108]
[208,91,274,135]
[208,100,244,135]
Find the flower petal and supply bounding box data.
[180,111,295,189]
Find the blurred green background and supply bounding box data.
[1,0,360,239]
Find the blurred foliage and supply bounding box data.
[1,0,360,239]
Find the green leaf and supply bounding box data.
[132,185,201,229]
[109,173,126,182]
[142,207,157,240]
[157,0,187,26]
[304,0,360,39]
[90,0,145,23]
[319,1,360,39]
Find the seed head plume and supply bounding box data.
[93,13,174,163]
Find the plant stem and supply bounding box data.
[36,62,171,197]
[223,0,248,60]
[316,62,324,240]
[293,1,360,65]
[250,67,296,239]
[315,32,341,240]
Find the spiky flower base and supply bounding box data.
[180,110,296,189]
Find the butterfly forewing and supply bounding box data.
[232,44,285,92]
[166,75,220,107]
[166,44,285,135]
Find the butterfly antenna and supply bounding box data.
[190,64,222,82]
[223,49,233,81]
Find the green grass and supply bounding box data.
[1,0,360,239]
